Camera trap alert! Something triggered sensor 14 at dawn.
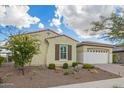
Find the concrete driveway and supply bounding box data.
[95,64,124,77]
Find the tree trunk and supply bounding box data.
[21,68,24,75]
[18,67,25,75]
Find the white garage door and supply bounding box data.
[83,48,109,64]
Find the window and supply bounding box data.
[87,49,90,52]
[87,48,110,53]
[60,44,68,60]
[96,50,98,52]
[87,48,93,52]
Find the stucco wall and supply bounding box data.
[29,31,58,66]
[77,46,84,63]
[77,45,113,64]
[46,36,77,66]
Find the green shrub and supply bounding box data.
[113,54,116,64]
[83,64,95,69]
[63,63,68,69]
[72,62,78,67]
[64,72,69,75]
[48,63,56,70]
[0,56,4,67]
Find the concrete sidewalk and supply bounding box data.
[55,78,124,88]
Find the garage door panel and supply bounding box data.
[83,52,108,64]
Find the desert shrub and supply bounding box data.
[0,56,4,67]
[64,72,69,75]
[73,66,80,72]
[48,63,56,70]
[72,62,78,67]
[83,64,95,69]
[63,63,68,69]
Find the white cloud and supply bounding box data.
[51,8,62,27]
[50,18,61,27]
[0,5,40,29]
[55,5,119,38]
[50,7,63,34]
[57,28,63,34]
[38,23,44,29]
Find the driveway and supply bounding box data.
[95,64,124,77]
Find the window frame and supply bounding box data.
[59,44,68,61]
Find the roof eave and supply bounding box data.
[77,44,114,48]
[46,35,78,42]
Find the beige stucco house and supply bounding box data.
[77,42,113,64]
[28,29,78,66]
[26,29,114,66]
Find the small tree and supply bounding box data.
[8,34,39,75]
[91,13,124,45]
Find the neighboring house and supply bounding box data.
[77,41,113,64]
[113,46,124,63]
[0,40,12,62]
[0,40,11,57]
[28,29,78,66]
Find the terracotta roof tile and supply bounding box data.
[77,41,113,48]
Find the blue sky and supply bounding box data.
[29,5,112,44]
[0,5,114,44]
[29,5,113,44]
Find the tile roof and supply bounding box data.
[77,41,113,48]
[113,47,124,52]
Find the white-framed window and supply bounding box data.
[59,44,68,60]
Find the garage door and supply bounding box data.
[83,48,109,64]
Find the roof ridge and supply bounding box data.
[25,29,60,35]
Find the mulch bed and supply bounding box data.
[0,64,121,88]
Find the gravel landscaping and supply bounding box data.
[0,64,121,88]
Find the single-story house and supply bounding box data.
[28,29,78,66]
[113,46,124,64]
[8,29,114,66]
[77,42,113,64]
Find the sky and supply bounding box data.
[0,5,123,44]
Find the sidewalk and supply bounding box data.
[55,78,124,88]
